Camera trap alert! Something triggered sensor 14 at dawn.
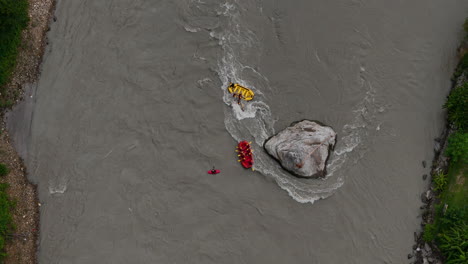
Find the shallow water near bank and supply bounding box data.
[7,0,468,263]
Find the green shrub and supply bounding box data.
[437,223,468,263]
[0,0,29,88]
[459,54,468,73]
[433,172,449,192]
[444,83,468,131]
[0,164,8,177]
[453,54,468,81]
[423,223,437,242]
[434,206,468,263]
[0,183,14,260]
[438,206,468,230]
[445,132,468,163]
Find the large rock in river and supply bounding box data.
[264,120,336,178]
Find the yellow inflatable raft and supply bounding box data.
[227,83,254,101]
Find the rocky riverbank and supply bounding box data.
[0,0,55,263]
[408,43,468,264]
[408,127,451,264]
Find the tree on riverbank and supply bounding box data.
[0,0,29,89]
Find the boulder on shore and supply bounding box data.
[264,120,336,178]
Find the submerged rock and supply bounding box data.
[264,120,336,178]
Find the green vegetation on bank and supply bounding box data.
[452,54,468,81]
[0,183,14,260]
[0,1,28,259]
[452,19,468,81]
[0,0,29,94]
[0,163,12,261]
[444,83,468,132]
[423,22,468,263]
[428,159,468,263]
[0,164,9,177]
[426,131,468,262]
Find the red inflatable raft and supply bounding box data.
[236,141,254,169]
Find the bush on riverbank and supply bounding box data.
[445,132,468,163]
[438,223,468,262]
[427,78,468,262]
[426,161,468,262]
[0,183,15,260]
[432,172,448,192]
[0,0,29,89]
[444,82,468,131]
[0,164,9,177]
[424,24,468,262]
[452,54,468,82]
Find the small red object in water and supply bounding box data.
[236,141,254,169]
[207,169,221,174]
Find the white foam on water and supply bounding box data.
[183,25,201,33]
[49,183,67,195]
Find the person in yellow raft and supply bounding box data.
[227,82,255,111]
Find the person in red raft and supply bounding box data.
[241,156,253,169]
[236,141,254,169]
